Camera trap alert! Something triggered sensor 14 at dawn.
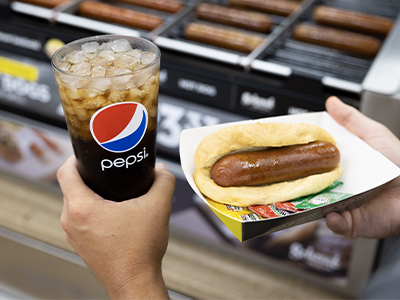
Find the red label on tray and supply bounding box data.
[273,201,304,213]
[248,205,281,219]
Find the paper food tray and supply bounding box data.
[179,112,400,242]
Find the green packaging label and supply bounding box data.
[288,181,351,209]
[295,191,352,209]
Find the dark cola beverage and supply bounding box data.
[71,129,156,201]
[52,35,160,201]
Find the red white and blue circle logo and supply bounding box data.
[90,102,148,153]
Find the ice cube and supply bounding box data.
[126,49,142,59]
[112,73,133,90]
[65,50,88,64]
[78,87,103,99]
[98,50,115,62]
[84,96,104,110]
[99,42,113,51]
[57,61,71,72]
[74,106,89,121]
[129,69,153,87]
[140,52,157,65]
[108,90,128,102]
[114,53,140,69]
[69,62,91,76]
[64,88,80,100]
[82,42,99,53]
[91,65,106,77]
[111,39,132,52]
[114,68,132,76]
[140,74,158,99]
[58,74,81,89]
[128,87,146,100]
[89,55,114,68]
[84,52,98,60]
[106,66,131,76]
[87,78,112,92]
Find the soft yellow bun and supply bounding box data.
[194,122,342,207]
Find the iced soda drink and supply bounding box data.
[52,35,160,201]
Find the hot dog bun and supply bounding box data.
[194,122,342,207]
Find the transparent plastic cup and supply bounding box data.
[52,35,160,201]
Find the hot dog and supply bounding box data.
[112,0,183,14]
[229,0,300,17]
[16,0,68,8]
[292,23,381,57]
[314,5,393,36]
[79,1,163,31]
[211,141,340,187]
[194,122,342,207]
[195,3,272,33]
[184,22,265,53]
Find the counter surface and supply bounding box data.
[0,173,345,299]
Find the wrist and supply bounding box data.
[107,267,169,300]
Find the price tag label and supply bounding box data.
[158,102,220,149]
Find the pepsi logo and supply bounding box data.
[90,102,148,153]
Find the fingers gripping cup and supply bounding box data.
[52,35,160,201]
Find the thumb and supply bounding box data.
[325,96,379,141]
[325,212,353,237]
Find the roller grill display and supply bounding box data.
[0,0,399,159]
[9,0,400,102]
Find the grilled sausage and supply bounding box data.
[229,0,300,16]
[184,22,265,53]
[16,0,67,8]
[292,23,381,56]
[210,141,340,187]
[314,5,393,36]
[195,3,272,32]
[79,1,163,31]
[112,0,183,13]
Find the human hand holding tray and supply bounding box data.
[179,112,400,242]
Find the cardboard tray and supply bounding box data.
[179,112,400,242]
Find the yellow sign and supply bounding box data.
[0,56,39,82]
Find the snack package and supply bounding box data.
[295,191,352,210]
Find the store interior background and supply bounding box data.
[0,0,400,298]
